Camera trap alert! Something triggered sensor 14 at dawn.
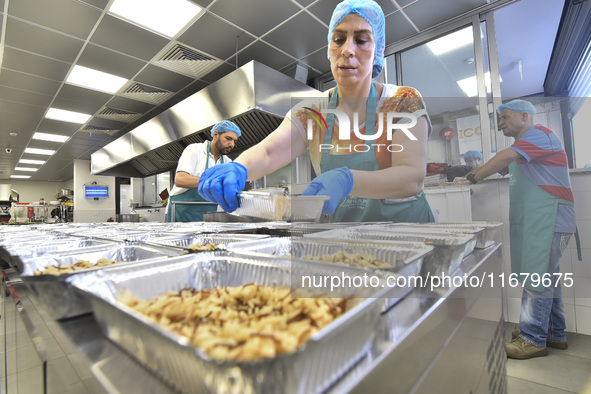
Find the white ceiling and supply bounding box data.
[0,0,565,182]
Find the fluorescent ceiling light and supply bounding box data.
[45,108,91,124]
[427,27,474,56]
[25,148,56,156]
[19,159,46,165]
[33,132,69,143]
[66,65,128,94]
[14,167,38,172]
[109,0,202,37]
[10,175,31,179]
[456,72,492,97]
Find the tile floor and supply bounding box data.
[504,322,591,394]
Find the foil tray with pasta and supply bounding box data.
[8,238,117,273]
[69,252,391,394]
[306,227,476,279]
[389,221,502,248]
[145,233,269,251]
[226,236,434,311]
[19,243,189,319]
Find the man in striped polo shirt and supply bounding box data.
[463,99,579,360]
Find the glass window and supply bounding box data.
[572,98,591,168]
[142,171,171,205]
[397,25,483,167]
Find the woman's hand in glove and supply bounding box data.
[198,162,248,212]
[301,166,354,214]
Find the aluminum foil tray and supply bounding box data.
[227,237,433,311]
[307,228,475,278]
[232,192,329,222]
[0,231,73,264]
[70,253,390,394]
[8,238,117,273]
[19,243,189,320]
[226,237,432,276]
[410,221,502,248]
[358,225,479,256]
[146,233,269,250]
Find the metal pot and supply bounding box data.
[60,189,73,197]
[116,214,140,222]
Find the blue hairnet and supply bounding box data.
[211,120,241,137]
[461,150,482,160]
[327,0,385,78]
[497,99,537,115]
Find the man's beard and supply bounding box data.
[216,139,231,154]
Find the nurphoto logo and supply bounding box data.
[303,107,418,153]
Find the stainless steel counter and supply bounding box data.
[1,244,505,393]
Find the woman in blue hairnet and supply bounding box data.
[199,0,434,223]
[165,120,241,222]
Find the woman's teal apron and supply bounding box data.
[322,84,434,223]
[165,142,220,222]
[509,160,581,291]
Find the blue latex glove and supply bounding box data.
[198,162,248,213]
[302,167,354,214]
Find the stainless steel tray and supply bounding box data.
[307,228,475,279]
[70,253,391,394]
[19,243,189,320]
[232,192,329,222]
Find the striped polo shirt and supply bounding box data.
[509,125,576,233]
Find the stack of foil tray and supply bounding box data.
[70,253,391,394]
[306,227,476,279]
[20,242,189,319]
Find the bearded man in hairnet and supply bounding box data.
[165,120,241,222]
[197,0,435,223]
[463,99,581,359]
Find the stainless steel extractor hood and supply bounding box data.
[91,61,321,177]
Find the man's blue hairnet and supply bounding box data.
[327,0,385,78]
[461,150,482,160]
[211,120,241,137]
[497,99,537,115]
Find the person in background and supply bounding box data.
[165,120,241,222]
[462,99,581,359]
[197,0,434,223]
[461,150,483,170]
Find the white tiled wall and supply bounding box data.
[470,171,591,334]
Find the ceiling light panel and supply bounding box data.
[14,167,38,172]
[45,108,91,124]
[19,159,46,165]
[66,65,128,94]
[33,132,70,143]
[109,0,202,38]
[10,175,31,179]
[456,72,492,97]
[25,148,56,156]
[427,27,474,56]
